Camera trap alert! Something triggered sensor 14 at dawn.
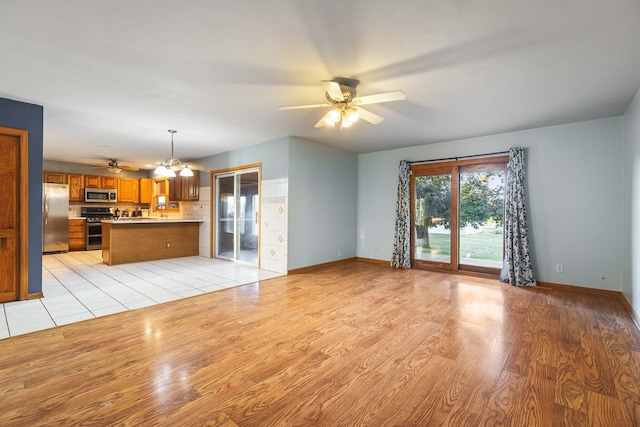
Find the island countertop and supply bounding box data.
[102,220,201,265]
[102,219,203,224]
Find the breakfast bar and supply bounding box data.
[101,219,202,266]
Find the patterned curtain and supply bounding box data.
[391,160,412,268]
[500,147,537,286]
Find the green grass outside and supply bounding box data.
[418,228,503,261]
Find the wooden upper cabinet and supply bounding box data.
[117,178,139,203]
[85,175,101,188]
[181,172,200,201]
[168,176,182,202]
[139,178,153,204]
[153,178,168,197]
[85,175,117,189]
[68,174,84,202]
[44,172,66,184]
[167,172,199,201]
[101,176,117,189]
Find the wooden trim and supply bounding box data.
[458,263,501,277]
[209,163,263,266]
[536,281,624,297]
[210,163,262,177]
[356,257,390,267]
[0,126,29,301]
[410,156,508,282]
[619,293,640,332]
[26,292,44,300]
[288,257,357,274]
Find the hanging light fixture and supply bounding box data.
[154,129,194,177]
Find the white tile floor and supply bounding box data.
[0,251,283,339]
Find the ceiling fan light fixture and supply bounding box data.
[342,108,359,125]
[328,108,341,123]
[107,167,122,174]
[324,116,336,127]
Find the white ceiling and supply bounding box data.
[2,0,640,170]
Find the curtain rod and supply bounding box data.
[408,150,510,165]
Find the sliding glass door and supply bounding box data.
[215,167,260,266]
[411,156,507,275]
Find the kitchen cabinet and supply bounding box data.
[85,175,117,189]
[68,219,86,251]
[139,178,153,204]
[153,178,168,196]
[44,172,66,184]
[68,174,84,202]
[101,176,117,189]
[181,173,200,201]
[44,172,84,202]
[168,175,181,201]
[118,178,139,203]
[167,172,200,202]
[85,175,101,188]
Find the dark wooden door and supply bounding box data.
[0,132,19,302]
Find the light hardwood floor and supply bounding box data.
[1,261,639,426]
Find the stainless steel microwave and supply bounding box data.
[84,188,117,203]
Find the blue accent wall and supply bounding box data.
[0,97,44,295]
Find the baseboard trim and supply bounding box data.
[355,257,390,267]
[288,257,358,274]
[26,292,44,300]
[536,281,622,297]
[618,293,640,332]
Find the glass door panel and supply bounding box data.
[216,175,235,260]
[411,155,508,276]
[215,168,260,266]
[414,174,452,264]
[458,165,505,270]
[237,172,259,263]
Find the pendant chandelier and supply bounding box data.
[154,129,193,177]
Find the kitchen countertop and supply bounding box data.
[101,218,202,224]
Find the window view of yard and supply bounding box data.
[417,224,503,268]
[414,168,504,269]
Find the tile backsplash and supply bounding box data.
[260,179,288,274]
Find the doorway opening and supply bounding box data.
[213,165,261,266]
[411,156,507,276]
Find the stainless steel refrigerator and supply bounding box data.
[43,183,69,253]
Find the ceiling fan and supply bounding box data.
[278,77,406,129]
[91,159,139,174]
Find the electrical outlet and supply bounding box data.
[166,243,171,248]
[555,264,564,273]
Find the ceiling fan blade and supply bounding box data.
[352,90,406,105]
[322,80,345,102]
[91,164,110,168]
[278,103,332,110]
[119,165,139,171]
[356,107,384,124]
[314,110,335,128]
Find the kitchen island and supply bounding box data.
[101,219,202,266]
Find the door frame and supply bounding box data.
[210,163,262,266]
[410,155,508,277]
[0,126,29,301]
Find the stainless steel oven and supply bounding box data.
[81,207,113,250]
[85,188,117,203]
